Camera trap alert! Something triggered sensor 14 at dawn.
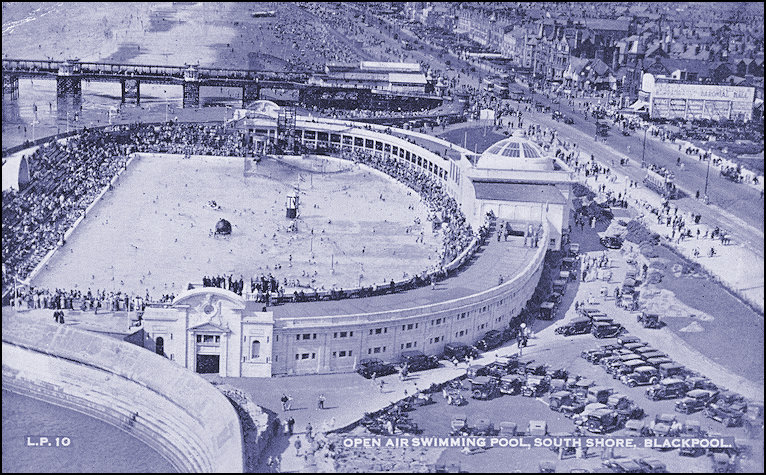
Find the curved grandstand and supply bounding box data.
[2,110,573,376]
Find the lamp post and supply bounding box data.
[704,154,711,198]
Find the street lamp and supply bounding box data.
[704,154,711,198]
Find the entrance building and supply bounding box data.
[141,287,275,377]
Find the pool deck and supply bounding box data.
[269,232,539,319]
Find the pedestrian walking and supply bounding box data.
[317,394,326,410]
[281,393,289,411]
[287,417,295,435]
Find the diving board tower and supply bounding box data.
[286,194,299,219]
[277,106,297,153]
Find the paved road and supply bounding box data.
[528,93,765,238]
[518,99,765,258]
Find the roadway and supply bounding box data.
[523,94,764,258]
[524,92,764,258]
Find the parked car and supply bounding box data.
[539,301,556,320]
[398,350,439,372]
[357,358,397,378]
[650,413,680,437]
[499,374,524,395]
[612,359,646,380]
[602,459,643,473]
[676,389,719,414]
[585,408,623,433]
[617,335,641,346]
[475,330,504,351]
[705,402,745,427]
[442,342,478,362]
[521,374,549,397]
[549,391,586,416]
[592,322,625,339]
[658,362,687,379]
[587,386,615,404]
[555,317,592,336]
[607,393,644,420]
[646,378,688,401]
[633,457,668,473]
[637,312,662,328]
[684,377,718,392]
[622,365,660,387]
[470,376,499,400]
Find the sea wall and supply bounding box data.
[2,313,244,473]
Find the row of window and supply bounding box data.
[332,350,353,358]
[333,331,354,338]
[400,341,418,350]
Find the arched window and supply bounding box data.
[251,340,260,359]
[155,336,164,356]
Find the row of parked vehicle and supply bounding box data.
[581,335,750,427]
[555,307,626,338]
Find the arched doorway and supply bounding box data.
[251,340,260,359]
[155,336,164,356]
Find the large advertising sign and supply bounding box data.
[649,82,754,121]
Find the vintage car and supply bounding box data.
[684,377,718,392]
[587,385,615,404]
[466,364,486,379]
[602,459,643,473]
[442,343,479,362]
[475,330,505,351]
[646,356,674,368]
[552,279,568,294]
[611,359,646,379]
[624,419,648,436]
[555,317,592,336]
[571,378,596,398]
[705,402,745,427]
[584,408,623,433]
[658,363,687,379]
[581,345,617,364]
[633,346,660,357]
[607,393,644,419]
[711,453,734,473]
[633,457,668,473]
[622,342,648,352]
[621,365,660,387]
[539,301,557,320]
[592,315,615,325]
[637,312,662,329]
[676,389,719,414]
[470,376,499,400]
[617,334,641,346]
[499,374,524,395]
[482,361,511,379]
[549,391,586,416]
[650,413,681,437]
[646,378,688,401]
[639,350,667,361]
[398,350,439,372]
[521,374,549,397]
[592,322,625,339]
[579,307,606,320]
[357,358,398,379]
[568,243,580,256]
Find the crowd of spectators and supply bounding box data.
[8,286,175,312]
[3,120,481,307]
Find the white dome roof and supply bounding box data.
[476,135,552,171]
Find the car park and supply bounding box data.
[357,358,398,378]
[646,356,674,368]
[555,317,592,336]
[622,365,660,387]
[684,377,718,392]
[442,343,478,362]
[639,350,667,361]
[647,378,688,401]
[622,342,648,352]
[398,350,439,372]
[571,378,595,398]
[676,389,719,414]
